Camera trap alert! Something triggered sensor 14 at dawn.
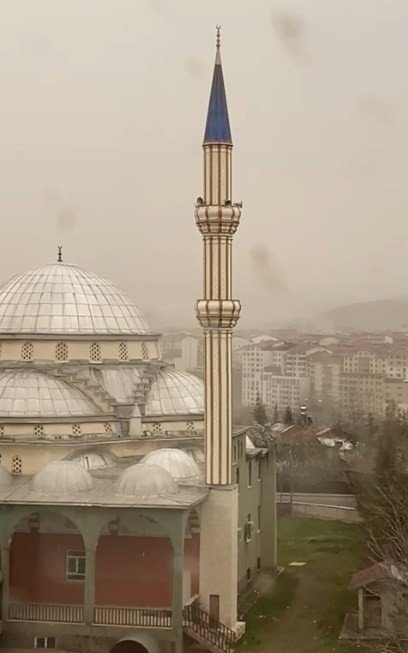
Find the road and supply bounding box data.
[278,493,356,507]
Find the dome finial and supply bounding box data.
[216,25,221,49]
[57,245,63,263]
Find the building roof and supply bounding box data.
[115,463,179,498]
[203,38,232,144]
[0,262,150,335]
[31,460,94,495]
[349,562,407,590]
[145,369,204,416]
[0,369,100,418]
[141,448,202,483]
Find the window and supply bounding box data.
[236,467,240,487]
[12,455,22,474]
[55,342,68,362]
[257,557,261,570]
[141,342,149,360]
[72,424,82,437]
[233,445,237,463]
[118,342,129,361]
[66,550,86,581]
[245,514,254,542]
[89,342,101,362]
[21,341,33,361]
[258,460,261,480]
[246,567,251,581]
[34,637,56,649]
[248,461,252,487]
[34,425,44,437]
[258,505,261,531]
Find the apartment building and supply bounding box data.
[161,332,201,372]
[384,378,408,413]
[307,352,342,406]
[263,371,311,414]
[339,373,384,416]
[241,341,295,406]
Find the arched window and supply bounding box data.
[55,342,69,362]
[89,342,101,362]
[12,455,22,474]
[21,342,33,361]
[118,342,129,361]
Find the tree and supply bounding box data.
[354,410,408,651]
[251,394,269,426]
[283,406,293,425]
[251,395,272,448]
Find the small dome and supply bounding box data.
[0,464,12,488]
[145,369,204,416]
[32,460,94,495]
[115,463,178,497]
[141,448,201,483]
[67,449,114,471]
[0,262,150,335]
[0,370,99,418]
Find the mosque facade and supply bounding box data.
[0,33,276,653]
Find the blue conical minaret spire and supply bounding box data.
[203,26,232,145]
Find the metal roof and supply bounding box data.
[203,44,232,144]
[0,262,150,335]
[115,463,179,498]
[31,460,94,495]
[145,369,204,416]
[0,369,100,418]
[141,448,202,483]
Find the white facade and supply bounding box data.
[263,374,311,413]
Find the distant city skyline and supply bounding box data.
[1,0,408,329]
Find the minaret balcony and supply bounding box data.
[195,205,241,236]
[196,299,241,329]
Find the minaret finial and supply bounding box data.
[216,25,221,49]
[57,245,63,263]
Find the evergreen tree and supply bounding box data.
[251,394,268,427]
[283,406,293,425]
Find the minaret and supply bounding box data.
[196,27,241,486]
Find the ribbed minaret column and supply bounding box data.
[195,36,241,486]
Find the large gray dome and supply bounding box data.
[115,463,178,497]
[141,448,201,483]
[0,370,99,417]
[0,262,150,335]
[145,369,204,416]
[32,460,94,495]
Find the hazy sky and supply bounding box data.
[1,0,408,329]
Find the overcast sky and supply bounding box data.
[1,0,407,329]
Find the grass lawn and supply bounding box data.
[237,516,369,653]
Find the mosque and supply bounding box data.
[0,31,277,653]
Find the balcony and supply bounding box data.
[8,603,172,628]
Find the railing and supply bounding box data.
[94,606,172,628]
[183,603,236,653]
[9,603,83,623]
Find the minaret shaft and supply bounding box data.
[196,48,241,485]
[203,145,232,206]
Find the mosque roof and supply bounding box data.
[0,262,150,335]
[145,369,204,416]
[203,34,232,144]
[0,369,100,417]
[31,460,94,495]
[141,448,202,483]
[115,463,179,498]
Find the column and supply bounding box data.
[84,546,96,626]
[171,514,186,653]
[1,546,10,624]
